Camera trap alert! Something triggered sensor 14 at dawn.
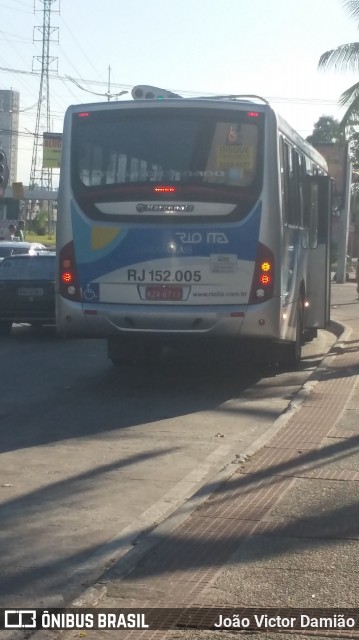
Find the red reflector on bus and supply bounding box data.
[153,186,176,193]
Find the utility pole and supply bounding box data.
[336,143,352,283]
[107,65,111,102]
[29,0,59,192]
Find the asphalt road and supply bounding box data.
[0,291,343,609]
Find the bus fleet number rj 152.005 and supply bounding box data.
[127,269,202,283]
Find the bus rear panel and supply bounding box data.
[56,97,330,365]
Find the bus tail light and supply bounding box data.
[249,243,275,304]
[153,185,176,193]
[59,241,81,301]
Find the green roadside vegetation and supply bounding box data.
[26,232,56,246]
[23,208,56,247]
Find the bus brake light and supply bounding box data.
[59,241,81,301]
[249,243,275,304]
[260,273,272,286]
[153,186,177,193]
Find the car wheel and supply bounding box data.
[0,321,12,336]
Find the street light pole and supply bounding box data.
[66,71,128,102]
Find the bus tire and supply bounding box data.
[280,300,303,369]
[108,337,136,365]
[0,321,12,336]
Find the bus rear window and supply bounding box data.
[71,107,263,202]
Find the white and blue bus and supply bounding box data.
[56,86,331,367]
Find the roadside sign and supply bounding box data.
[12,182,25,199]
[43,132,62,168]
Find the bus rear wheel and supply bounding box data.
[279,301,304,369]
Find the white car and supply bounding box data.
[0,241,47,262]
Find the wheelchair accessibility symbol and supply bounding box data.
[83,283,99,301]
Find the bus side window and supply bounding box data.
[279,136,286,222]
[280,137,291,225]
[280,139,301,227]
[308,180,318,249]
[295,153,305,228]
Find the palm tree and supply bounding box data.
[319,0,359,127]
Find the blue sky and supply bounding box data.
[2,0,359,184]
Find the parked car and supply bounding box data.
[0,240,47,262]
[0,252,56,335]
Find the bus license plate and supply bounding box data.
[145,286,183,301]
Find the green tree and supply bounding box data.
[306,115,345,143]
[30,209,48,235]
[318,0,359,127]
[307,115,359,163]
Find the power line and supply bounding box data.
[58,13,105,84]
[66,68,128,101]
[0,65,130,89]
[5,0,31,7]
[0,66,343,106]
[0,30,33,42]
[1,3,33,12]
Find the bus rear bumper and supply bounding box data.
[56,296,289,341]
[57,299,247,337]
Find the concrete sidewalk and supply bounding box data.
[36,283,359,640]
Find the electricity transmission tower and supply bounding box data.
[29,0,59,190]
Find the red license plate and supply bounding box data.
[145,286,183,300]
